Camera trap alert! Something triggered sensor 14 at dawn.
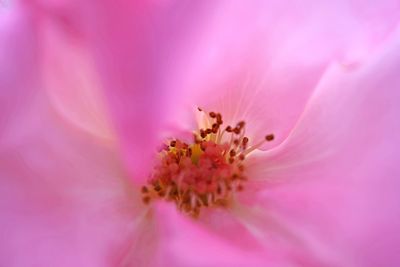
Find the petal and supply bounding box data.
[41,17,115,141]
[1,6,147,265]
[30,0,225,183]
[120,203,288,267]
[31,0,400,182]
[173,0,400,149]
[0,91,140,267]
[0,4,38,131]
[246,31,400,266]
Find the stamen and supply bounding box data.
[141,109,274,217]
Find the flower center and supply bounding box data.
[141,109,274,217]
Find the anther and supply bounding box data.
[209,112,216,118]
[238,164,244,172]
[142,196,151,204]
[237,121,245,129]
[217,186,222,195]
[212,123,219,133]
[216,113,223,125]
[265,134,275,141]
[242,137,249,144]
[154,184,162,191]
[141,186,149,193]
[170,140,176,147]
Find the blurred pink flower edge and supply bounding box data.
[1,1,400,267]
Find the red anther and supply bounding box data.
[216,113,223,124]
[242,137,249,144]
[229,149,236,157]
[233,139,240,146]
[239,154,245,161]
[233,127,240,134]
[229,158,234,164]
[197,107,203,111]
[209,112,216,118]
[141,186,149,193]
[226,126,232,132]
[238,164,244,172]
[212,123,219,134]
[217,186,222,195]
[265,134,275,141]
[237,121,245,129]
[236,185,244,192]
[186,148,192,157]
[200,130,207,138]
[170,140,176,147]
[154,184,162,191]
[142,196,151,204]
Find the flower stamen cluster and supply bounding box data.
[141,109,274,217]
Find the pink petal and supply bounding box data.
[34,0,227,183]
[31,0,400,182]
[41,17,115,141]
[173,0,400,149]
[0,92,138,267]
[120,203,289,267]
[77,1,219,183]
[0,6,138,266]
[246,31,400,266]
[0,5,38,131]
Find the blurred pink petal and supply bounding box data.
[32,0,400,181]
[245,30,400,266]
[0,91,140,266]
[173,0,400,149]
[78,1,218,183]
[41,20,115,141]
[28,0,205,182]
[0,5,38,130]
[0,4,137,266]
[129,203,286,267]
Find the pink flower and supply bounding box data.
[1,1,400,267]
